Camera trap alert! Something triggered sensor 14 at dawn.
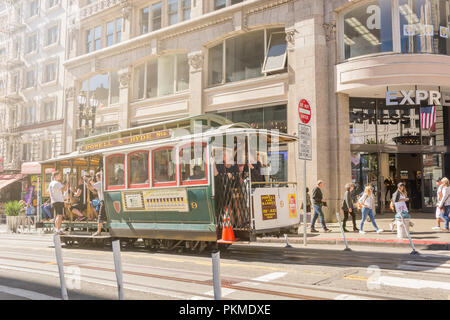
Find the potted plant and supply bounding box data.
[5,201,25,233]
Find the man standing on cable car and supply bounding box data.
[84,172,106,237]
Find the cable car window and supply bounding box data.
[180,144,207,184]
[106,155,125,187]
[152,148,176,185]
[129,151,149,186]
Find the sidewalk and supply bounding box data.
[258,213,450,250]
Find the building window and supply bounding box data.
[23,106,36,125]
[262,32,288,73]
[22,143,32,161]
[152,148,176,186]
[180,143,207,184]
[48,0,60,8]
[26,33,38,53]
[128,151,149,186]
[168,0,178,26]
[182,0,191,21]
[46,25,58,46]
[208,29,285,86]
[133,53,189,100]
[152,2,162,31]
[42,100,56,121]
[29,0,39,17]
[94,26,102,51]
[11,72,20,92]
[81,72,120,108]
[106,21,114,47]
[214,0,226,10]
[140,7,150,34]
[86,29,93,53]
[42,140,53,161]
[25,70,36,88]
[343,0,393,60]
[218,105,287,133]
[106,154,125,188]
[43,62,57,83]
[116,18,122,43]
[106,18,122,47]
[399,0,450,54]
[140,3,162,35]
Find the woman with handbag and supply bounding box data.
[342,183,358,232]
[437,178,450,232]
[358,186,384,234]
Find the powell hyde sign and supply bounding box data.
[81,130,171,152]
[386,90,450,107]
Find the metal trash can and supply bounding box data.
[395,219,410,239]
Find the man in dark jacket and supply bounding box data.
[311,180,331,232]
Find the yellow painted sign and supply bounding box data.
[81,130,171,152]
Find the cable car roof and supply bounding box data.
[41,125,297,165]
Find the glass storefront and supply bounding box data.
[349,96,448,212]
[350,97,444,145]
[341,0,450,59]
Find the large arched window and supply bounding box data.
[106,154,125,190]
[128,151,150,188]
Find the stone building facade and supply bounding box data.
[0,0,67,172]
[62,0,450,216]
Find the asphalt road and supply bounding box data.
[0,233,449,300]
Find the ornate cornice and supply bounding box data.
[160,17,233,41]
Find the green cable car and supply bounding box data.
[39,115,300,252]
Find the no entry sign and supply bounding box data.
[298,99,311,125]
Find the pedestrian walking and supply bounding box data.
[48,171,68,235]
[437,177,450,232]
[310,180,331,233]
[358,186,383,234]
[433,178,444,230]
[341,183,358,232]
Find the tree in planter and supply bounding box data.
[5,201,25,233]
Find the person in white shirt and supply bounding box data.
[84,172,105,237]
[437,177,450,232]
[48,171,68,234]
[434,178,444,230]
[358,186,384,234]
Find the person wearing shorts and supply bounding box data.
[48,171,68,234]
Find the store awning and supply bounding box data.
[21,162,41,175]
[0,174,24,191]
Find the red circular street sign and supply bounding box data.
[298,99,311,124]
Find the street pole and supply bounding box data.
[53,234,69,300]
[336,212,351,251]
[302,160,307,247]
[36,177,40,223]
[211,250,222,300]
[112,239,125,300]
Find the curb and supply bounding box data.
[256,237,450,250]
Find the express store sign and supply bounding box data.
[386,90,450,107]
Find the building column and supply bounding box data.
[188,51,204,116]
[64,84,76,153]
[118,68,131,130]
[287,0,336,222]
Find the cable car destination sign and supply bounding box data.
[81,129,171,152]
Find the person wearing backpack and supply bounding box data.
[437,177,450,232]
[342,183,358,232]
[358,186,384,234]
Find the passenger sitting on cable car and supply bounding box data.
[188,165,205,180]
[70,177,88,221]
